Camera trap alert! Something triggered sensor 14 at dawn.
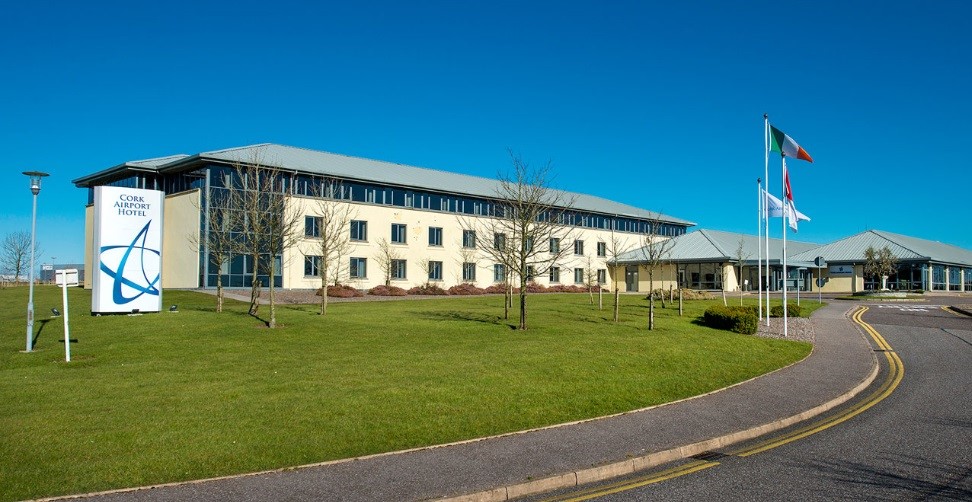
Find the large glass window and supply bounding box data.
[428,260,443,281]
[350,257,367,279]
[305,216,321,237]
[391,259,407,280]
[304,255,321,277]
[965,268,972,292]
[494,233,506,251]
[597,242,606,257]
[597,269,607,284]
[494,264,506,282]
[350,220,368,241]
[429,227,443,246]
[948,266,961,291]
[932,265,946,290]
[549,237,560,254]
[391,223,407,244]
[463,230,476,248]
[574,268,585,284]
[462,262,476,282]
[549,267,560,283]
[574,240,584,256]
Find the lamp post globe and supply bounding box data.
[23,171,49,353]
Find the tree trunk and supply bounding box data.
[649,295,655,330]
[268,264,276,329]
[678,288,683,316]
[249,278,261,316]
[215,270,224,313]
[320,265,329,316]
[613,285,620,323]
[518,282,527,330]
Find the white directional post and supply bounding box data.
[56,269,79,362]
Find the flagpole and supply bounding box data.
[781,156,789,338]
[757,177,763,321]
[763,114,771,325]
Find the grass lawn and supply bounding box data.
[0,286,812,501]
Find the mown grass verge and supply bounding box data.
[0,287,811,500]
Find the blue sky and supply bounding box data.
[2,1,970,267]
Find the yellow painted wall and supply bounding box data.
[162,190,200,288]
[286,195,645,290]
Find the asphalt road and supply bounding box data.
[532,301,972,501]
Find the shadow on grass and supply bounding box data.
[31,318,52,347]
[417,310,517,330]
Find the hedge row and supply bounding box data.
[318,283,606,297]
[702,305,759,335]
[770,303,803,317]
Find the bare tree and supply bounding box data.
[583,256,598,306]
[466,151,576,330]
[375,238,402,287]
[1,231,37,282]
[640,218,675,331]
[606,228,633,323]
[230,152,303,328]
[305,184,355,315]
[190,190,238,312]
[735,238,751,305]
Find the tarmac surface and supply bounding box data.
[64,300,878,502]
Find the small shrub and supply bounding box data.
[448,283,486,295]
[524,283,547,293]
[407,284,449,295]
[770,303,803,317]
[680,289,714,300]
[320,284,363,298]
[702,305,758,335]
[484,284,508,294]
[547,284,588,293]
[368,285,407,296]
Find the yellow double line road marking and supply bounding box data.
[733,307,904,456]
[539,461,719,502]
[542,307,904,500]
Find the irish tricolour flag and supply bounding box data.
[770,125,813,163]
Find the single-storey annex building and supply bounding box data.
[73,144,695,291]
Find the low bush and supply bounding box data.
[319,284,363,298]
[702,305,759,335]
[448,283,487,295]
[547,284,590,293]
[770,303,803,317]
[407,284,449,295]
[484,284,508,294]
[368,285,407,296]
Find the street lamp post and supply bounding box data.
[23,171,49,353]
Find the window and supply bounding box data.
[525,237,534,253]
[574,240,584,256]
[463,230,476,248]
[526,265,536,281]
[428,260,443,281]
[391,223,407,244]
[549,237,560,254]
[549,267,560,283]
[391,259,407,280]
[305,216,321,237]
[304,255,321,277]
[429,227,443,246]
[597,242,606,257]
[494,264,506,282]
[462,262,477,282]
[350,220,367,241]
[574,268,585,284]
[597,269,607,284]
[494,233,506,251]
[350,257,367,279]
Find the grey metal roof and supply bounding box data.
[76,143,694,226]
[791,230,972,266]
[72,154,190,186]
[617,228,819,263]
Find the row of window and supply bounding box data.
[305,217,610,257]
[304,255,607,284]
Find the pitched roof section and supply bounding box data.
[791,230,972,266]
[76,144,694,226]
[72,154,191,186]
[617,229,819,263]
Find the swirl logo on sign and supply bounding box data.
[99,221,161,304]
